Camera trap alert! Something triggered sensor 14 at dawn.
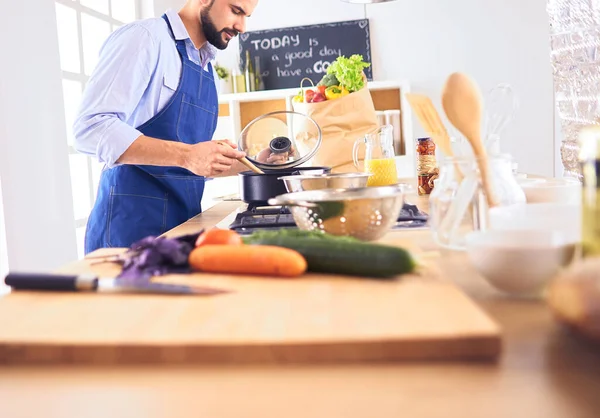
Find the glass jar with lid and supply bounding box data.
[416,137,437,195]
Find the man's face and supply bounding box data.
[200,0,258,50]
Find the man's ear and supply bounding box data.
[198,0,214,8]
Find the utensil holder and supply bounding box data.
[429,154,526,250]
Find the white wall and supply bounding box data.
[0,179,8,292]
[156,0,556,177]
[0,1,78,272]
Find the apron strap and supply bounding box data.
[161,14,188,60]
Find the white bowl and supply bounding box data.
[466,230,576,296]
[489,202,581,244]
[519,177,581,204]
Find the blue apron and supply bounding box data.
[85,15,218,254]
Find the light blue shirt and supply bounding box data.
[73,9,217,168]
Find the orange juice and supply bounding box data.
[364,158,398,186]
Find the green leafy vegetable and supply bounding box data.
[317,73,340,88]
[326,54,370,93]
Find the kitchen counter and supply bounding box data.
[1,196,600,418]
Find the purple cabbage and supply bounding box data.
[116,231,204,281]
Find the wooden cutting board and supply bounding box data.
[0,248,501,365]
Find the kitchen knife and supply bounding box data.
[4,272,229,296]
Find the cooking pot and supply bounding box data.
[239,167,331,207]
[237,110,330,206]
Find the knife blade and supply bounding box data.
[4,272,229,296]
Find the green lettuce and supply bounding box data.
[326,54,371,93]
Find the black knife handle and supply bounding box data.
[4,272,97,292]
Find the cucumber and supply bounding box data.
[242,230,416,278]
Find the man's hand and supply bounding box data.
[183,139,246,177]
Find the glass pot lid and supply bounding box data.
[238,110,323,170]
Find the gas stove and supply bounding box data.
[228,203,429,235]
[228,205,297,235]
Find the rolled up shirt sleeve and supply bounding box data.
[73,24,157,167]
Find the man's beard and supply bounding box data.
[200,7,237,50]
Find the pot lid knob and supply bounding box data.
[269,136,292,154]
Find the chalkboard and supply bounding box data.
[239,19,372,91]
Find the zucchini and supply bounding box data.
[242,230,415,278]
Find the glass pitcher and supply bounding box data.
[353,125,398,187]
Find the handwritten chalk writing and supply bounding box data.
[250,35,301,51]
[313,60,331,74]
[284,48,313,68]
[238,19,371,90]
[277,67,302,77]
[319,46,342,57]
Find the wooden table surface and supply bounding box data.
[1,193,600,418]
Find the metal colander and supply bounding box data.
[268,185,405,241]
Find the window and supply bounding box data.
[55,0,141,258]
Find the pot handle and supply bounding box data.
[268,197,317,208]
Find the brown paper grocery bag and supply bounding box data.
[292,86,379,173]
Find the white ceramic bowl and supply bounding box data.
[489,202,581,244]
[466,230,576,296]
[518,177,581,204]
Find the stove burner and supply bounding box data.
[228,203,429,234]
[229,205,296,234]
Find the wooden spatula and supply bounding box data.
[405,93,454,158]
[441,73,498,208]
[217,141,264,174]
[406,93,463,182]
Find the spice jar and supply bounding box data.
[416,137,438,195]
[579,126,600,257]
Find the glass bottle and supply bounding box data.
[579,126,600,257]
[416,137,437,195]
[232,66,245,94]
[254,56,264,91]
[244,50,256,92]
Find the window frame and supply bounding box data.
[55,0,143,249]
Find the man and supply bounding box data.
[73,0,259,254]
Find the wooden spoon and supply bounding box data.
[441,73,497,207]
[217,141,264,174]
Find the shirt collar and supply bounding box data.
[165,9,217,61]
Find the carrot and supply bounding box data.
[195,228,243,247]
[188,245,307,278]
